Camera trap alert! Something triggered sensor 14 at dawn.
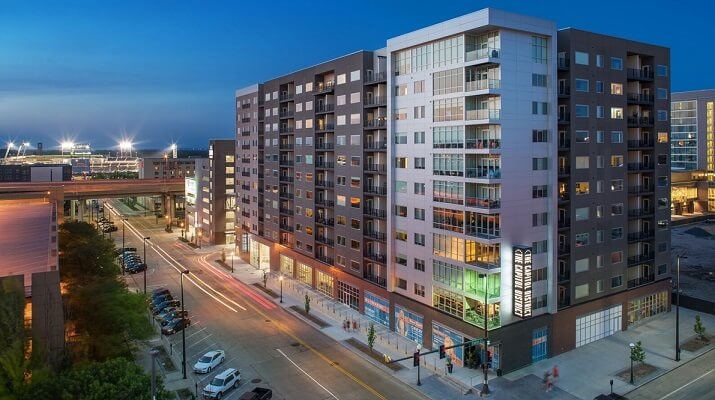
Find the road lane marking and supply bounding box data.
[276,348,339,400]
[660,368,714,399]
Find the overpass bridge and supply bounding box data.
[0,179,185,221]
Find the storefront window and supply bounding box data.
[316,270,334,297]
[628,291,668,325]
[297,262,312,285]
[337,281,359,311]
[279,255,294,277]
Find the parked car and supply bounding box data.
[238,387,272,400]
[158,309,188,326]
[151,287,170,297]
[161,317,190,335]
[126,263,147,274]
[150,294,173,306]
[151,299,180,315]
[154,307,178,321]
[202,368,240,399]
[193,350,225,374]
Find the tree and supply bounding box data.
[304,295,311,315]
[0,276,29,398]
[221,249,226,264]
[630,341,646,364]
[367,323,376,351]
[694,315,706,340]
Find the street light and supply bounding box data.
[180,269,190,379]
[143,236,151,294]
[279,275,284,303]
[416,344,422,386]
[121,218,129,275]
[629,342,635,384]
[231,251,234,273]
[197,230,202,248]
[675,254,687,362]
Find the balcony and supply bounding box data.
[627,162,654,171]
[465,109,500,121]
[363,274,387,287]
[315,198,335,207]
[465,139,500,150]
[279,207,294,216]
[558,243,571,254]
[315,103,335,114]
[316,235,334,246]
[558,113,571,124]
[627,117,654,127]
[279,175,294,183]
[279,143,294,150]
[465,79,500,92]
[465,198,500,210]
[465,227,500,240]
[364,140,387,150]
[279,159,294,166]
[557,270,570,283]
[364,71,387,85]
[628,184,653,194]
[628,253,655,265]
[558,137,571,149]
[465,167,501,179]
[241,128,251,136]
[279,92,294,102]
[558,192,570,202]
[315,81,336,94]
[241,184,250,191]
[364,230,387,241]
[241,210,250,218]
[279,223,294,232]
[364,185,387,195]
[279,110,294,119]
[628,208,653,218]
[315,142,335,150]
[627,68,654,81]
[241,198,250,205]
[558,85,570,97]
[627,139,654,148]
[364,163,386,173]
[241,117,251,123]
[315,180,334,188]
[627,93,654,104]
[628,230,655,242]
[315,123,335,133]
[279,191,294,199]
[241,171,250,177]
[315,161,335,169]
[558,165,570,176]
[364,252,387,264]
[241,144,251,150]
[241,157,251,164]
[279,126,294,134]
[558,57,570,70]
[315,217,335,226]
[627,275,655,289]
[364,208,387,219]
[465,47,500,62]
[364,119,387,129]
[279,237,293,248]
[364,96,387,107]
[558,217,571,229]
[465,259,500,270]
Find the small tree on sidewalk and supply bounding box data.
[367,323,376,351]
[631,341,646,364]
[304,294,311,315]
[221,249,226,264]
[694,315,707,340]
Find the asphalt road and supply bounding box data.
[625,348,715,400]
[107,200,426,400]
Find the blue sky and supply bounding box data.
[0,0,712,149]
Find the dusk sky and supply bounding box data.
[1,0,713,150]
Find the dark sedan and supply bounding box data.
[151,299,180,315]
[161,317,191,335]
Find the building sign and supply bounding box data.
[513,245,533,318]
[432,323,464,367]
[395,305,423,344]
[364,291,390,327]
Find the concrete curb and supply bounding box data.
[622,346,715,396]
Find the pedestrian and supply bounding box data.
[352,319,357,331]
[552,364,559,384]
[543,371,552,392]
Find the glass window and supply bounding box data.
[575,284,589,299]
[657,110,668,121]
[596,54,603,67]
[576,156,589,169]
[656,65,668,77]
[575,51,589,65]
[575,258,589,273]
[611,227,623,240]
[611,131,623,143]
[575,181,589,195]
[575,130,589,143]
[433,68,463,95]
[610,155,623,167]
[575,104,589,117]
[610,83,623,95]
[611,275,623,288]
[596,81,604,93]
[532,36,548,63]
[597,106,604,118]
[575,207,589,221]
[575,233,589,247]
[657,88,668,100]
[611,57,623,70]
[610,107,623,119]
[611,251,623,264]
[575,79,589,92]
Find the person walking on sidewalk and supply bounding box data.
[543,371,553,392]
[552,364,559,385]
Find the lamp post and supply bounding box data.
[121,218,128,275]
[231,251,234,273]
[180,270,190,379]
[180,222,185,239]
[198,230,202,248]
[279,275,284,303]
[675,255,687,361]
[480,273,491,397]
[416,344,422,386]
[143,236,150,294]
[629,342,635,384]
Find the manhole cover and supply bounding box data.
[290,342,300,347]
[251,378,262,384]
[265,319,271,323]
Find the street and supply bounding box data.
[108,200,427,400]
[625,348,715,400]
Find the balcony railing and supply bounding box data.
[558,113,571,123]
[558,57,570,69]
[364,164,386,172]
[315,142,335,150]
[279,127,294,134]
[628,208,653,217]
[364,186,387,195]
[628,275,655,289]
[364,208,387,219]
[241,158,251,164]
[627,139,654,148]
[558,165,570,175]
[364,230,387,241]
[279,207,294,216]
[558,217,571,229]
[279,175,294,182]
[364,140,387,150]
[364,96,387,106]
[558,243,571,254]
[628,253,655,265]
[628,184,653,194]
[465,259,500,270]
[315,180,334,188]
[315,81,336,93]
[279,143,294,150]
[627,93,654,103]
[465,139,500,150]
[316,236,334,246]
[315,198,335,207]
[558,86,571,96]
[465,109,500,121]
[465,79,501,92]
[465,198,500,210]
[627,68,654,81]
[363,274,387,287]
[465,227,500,240]
[465,47,500,62]
[316,254,334,265]
[279,110,294,118]
[279,92,294,101]
[465,167,501,179]
[364,119,387,129]
[364,71,387,84]
[279,223,294,232]
[628,230,655,242]
[627,116,655,126]
[279,191,294,199]
[279,159,294,166]
[315,123,335,132]
[241,184,250,191]
[315,161,335,169]
[627,162,654,171]
[364,252,387,264]
[316,103,335,113]
[315,217,335,226]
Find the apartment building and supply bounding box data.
[555,29,671,352]
[670,90,715,214]
[235,8,671,372]
[185,158,209,245]
[139,157,198,180]
[204,139,236,246]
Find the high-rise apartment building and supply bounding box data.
[235,8,671,372]
[555,29,671,350]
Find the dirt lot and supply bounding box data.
[671,221,715,302]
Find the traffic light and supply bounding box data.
[439,344,446,359]
[413,351,420,367]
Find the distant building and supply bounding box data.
[139,157,199,180]
[185,158,209,244]
[201,140,236,246]
[0,164,72,182]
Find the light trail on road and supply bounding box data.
[276,348,340,400]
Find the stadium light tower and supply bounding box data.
[61,141,74,156]
[4,142,14,159]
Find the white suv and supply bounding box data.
[202,368,241,399]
